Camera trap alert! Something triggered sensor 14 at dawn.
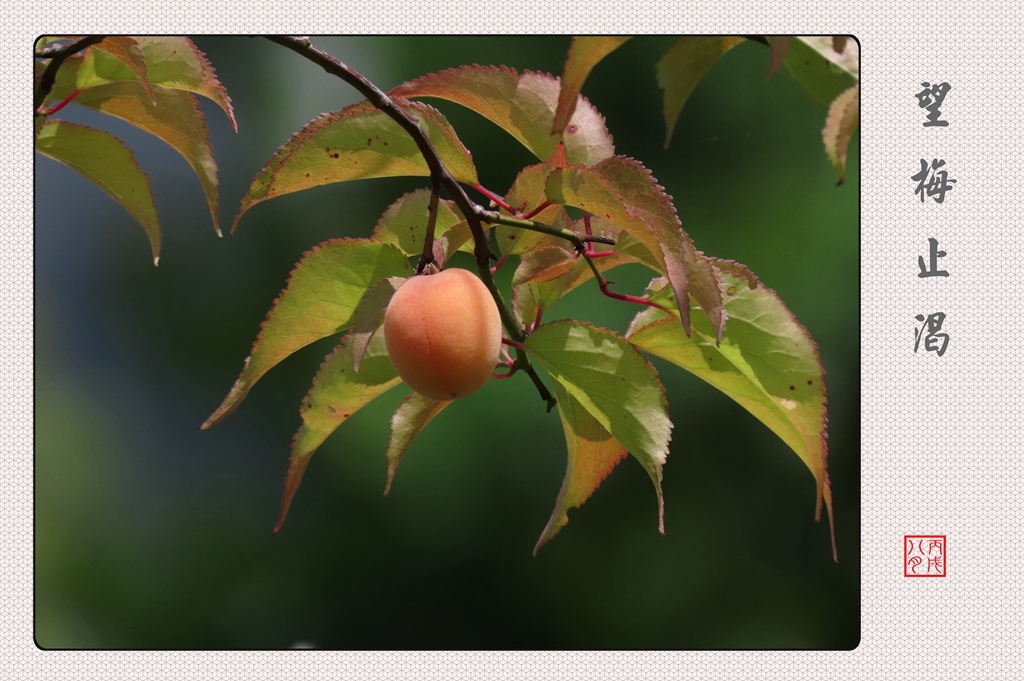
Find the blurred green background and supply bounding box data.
[35,36,859,650]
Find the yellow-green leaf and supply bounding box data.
[71,82,224,235]
[656,36,746,147]
[384,393,452,496]
[277,332,403,533]
[371,188,466,257]
[69,36,236,130]
[535,379,630,553]
[783,36,858,108]
[35,120,160,264]
[82,37,154,103]
[202,239,412,428]
[626,268,836,561]
[823,83,860,185]
[232,100,477,232]
[525,320,671,535]
[551,36,631,135]
[392,65,615,166]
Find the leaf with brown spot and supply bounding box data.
[232,100,477,232]
[551,37,631,135]
[626,271,836,561]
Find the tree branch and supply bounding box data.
[482,212,616,251]
[265,36,556,410]
[34,36,106,112]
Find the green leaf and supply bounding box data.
[544,157,726,341]
[783,37,858,108]
[276,332,403,534]
[497,145,572,256]
[391,65,615,166]
[73,36,237,130]
[626,268,836,560]
[39,49,83,107]
[525,320,671,533]
[232,100,477,232]
[656,36,746,147]
[136,37,236,128]
[511,239,635,328]
[35,119,161,264]
[370,188,465,257]
[349,275,407,372]
[497,205,568,259]
[551,37,631,135]
[507,184,663,329]
[384,393,452,495]
[822,83,860,185]
[70,82,225,235]
[512,245,577,286]
[82,37,155,103]
[503,143,568,213]
[202,239,412,428]
[535,378,629,553]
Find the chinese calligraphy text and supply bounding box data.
[915,82,951,127]
[912,159,956,203]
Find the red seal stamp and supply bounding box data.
[904,535,946,577]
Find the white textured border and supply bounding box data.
[8,3,1023,680]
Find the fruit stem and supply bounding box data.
[415,182,441,273]
[501,337,526,352]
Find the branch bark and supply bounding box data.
[34,36,105,112]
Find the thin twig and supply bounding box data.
[580,250,672,314]
[482,211,616,251]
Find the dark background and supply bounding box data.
[35,36,859,650]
